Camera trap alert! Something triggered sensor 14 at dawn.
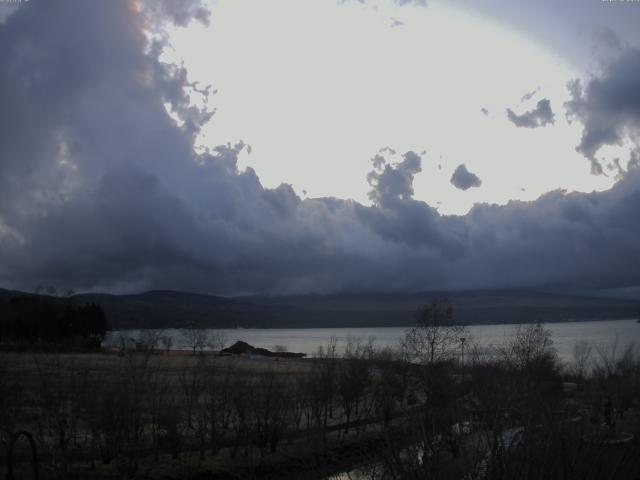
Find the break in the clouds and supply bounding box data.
[506,99,555,129]
[450,165,482,191]
[1,1,640,295]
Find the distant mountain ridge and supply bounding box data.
[74,290,278,329]
[2,287,639,330]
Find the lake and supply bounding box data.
[108,318,640,363]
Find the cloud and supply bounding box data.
[565,46,640,174]
[507,99,555,128]
[339,0,427,7]
[1,0,640,296]
[450,164,482,191]
[395,0,427,6]
[367,151,422,205]
[520,88,538,103]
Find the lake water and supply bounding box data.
[108,319,640,363]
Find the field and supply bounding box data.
[1,348,422,479]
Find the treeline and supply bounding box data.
[0,293,107,350]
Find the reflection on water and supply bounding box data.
[107,319,640,362]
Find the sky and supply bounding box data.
[0,0,640,296]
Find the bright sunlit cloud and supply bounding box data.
[160,0,614,214]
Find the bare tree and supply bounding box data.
[181,327,210,355]
[500,323,556,371]
[338,336,372,433]
[178,356,209,461]
[115,350,153,477]
[207,330,227,353]
[33,354,86,477]
[160,334,174,353]
[371,346,407,427]
[403,298,467,366]
[178,356,206,432]
[204,363,234,456]
[139,329,163,352]
[572,338,593,379]
[315,336,338,431]
[251,368,292,456]
[229,373,251,458]
[593,335,620,378]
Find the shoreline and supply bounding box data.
[106,316,640,332]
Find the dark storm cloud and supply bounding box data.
[565,46,640,175]
[450,165,482,191]
[456,173,640,290]
[506,99,555,128]
[2,0,640,295]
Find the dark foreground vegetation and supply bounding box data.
[1,299,640,479]
[0,292,106,351]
